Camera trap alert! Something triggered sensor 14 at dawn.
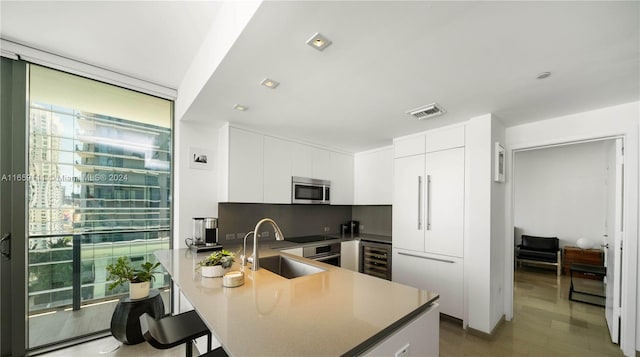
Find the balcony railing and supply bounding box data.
[28,230,170,314]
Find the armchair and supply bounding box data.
[516,235,562,276]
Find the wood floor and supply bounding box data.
[38,265,622,356]
[440,265,622,356]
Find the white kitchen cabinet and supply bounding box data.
[340,240,360,271]
[392,249,463,319]
[264,136,292,204]
[392,125,465,319]
[392,147,464,256]
[312,148,332,180]
[425,125,464,153]
[220,125,353,204]
[392,154,425,252]
[425,147,464,257]
[394,134,426,158]
[362,303,439,357]
[291,142,313,178]
[219,126,264,203]
[330,152,354,205]
[292,144,331,180]
[354,147,392,205]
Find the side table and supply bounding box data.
[563,246,604,278]
[111,289,165,345]
[569,263,606,307]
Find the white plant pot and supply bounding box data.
[129,281,150,299]
[202,265,227,278]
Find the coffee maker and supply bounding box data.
[190,217,222,252]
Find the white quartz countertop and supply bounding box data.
[329,233,392,244]
[155,248,438,356]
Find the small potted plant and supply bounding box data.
[106,257,161,299]
[198,250,235,278]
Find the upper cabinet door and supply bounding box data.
[228,127,264,203]
[291,143,332,181]
[424,147,464,257]
[394,134,425,158]
[291,142,313,178]
[424,125,464,153]
[354,147,393,205]
[264,136,292,204]
[392,154,426,252]
[330,152,354,205]
[312,148,331,180]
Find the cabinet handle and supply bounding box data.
[426,175,431,231]
[417,176,422,230]
[398,251,454,264]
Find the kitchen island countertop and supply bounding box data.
[155,247,437,356]
[330,233,392,244]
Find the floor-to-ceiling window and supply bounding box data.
[27,65,172,349]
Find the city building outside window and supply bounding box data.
[27,65,172,314]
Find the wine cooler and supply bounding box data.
[359,241,392,280]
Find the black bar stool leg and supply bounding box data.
[186,340,192,357]
[207,332,212,352]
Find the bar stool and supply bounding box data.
[139,310,212,357]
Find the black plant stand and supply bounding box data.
[111,289,165,344]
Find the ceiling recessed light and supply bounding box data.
[536,71,551,79]
[233,104,248,111]
[306,32,332,51]
[261,78,280,89]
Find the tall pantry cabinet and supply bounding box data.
[392,125,465,319]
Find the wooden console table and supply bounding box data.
[562,246,603,279]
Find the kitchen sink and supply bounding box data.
[259,255,326,279]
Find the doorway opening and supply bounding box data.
[511,137,622,353]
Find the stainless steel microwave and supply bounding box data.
[291,176,331,204]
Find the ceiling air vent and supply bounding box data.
[406,103,446,120]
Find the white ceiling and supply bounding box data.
[0,1,221,89]
[2,1,639,153]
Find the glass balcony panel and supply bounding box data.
[28,65,171,348]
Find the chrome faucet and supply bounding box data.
[241,218,285,271]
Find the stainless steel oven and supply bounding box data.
[292,176,330,204]
[303,242,341,267]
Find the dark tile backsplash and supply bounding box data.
[218,203,351,244]
[351,205,392,236]
[217,203,392,244]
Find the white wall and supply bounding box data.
[174,120,219,248]
[504,101,638,356]
[176,0,262,120]
[466,113,506,334]
[490,117,506,331]
[514,140,613,248]
[465,113,492,333]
